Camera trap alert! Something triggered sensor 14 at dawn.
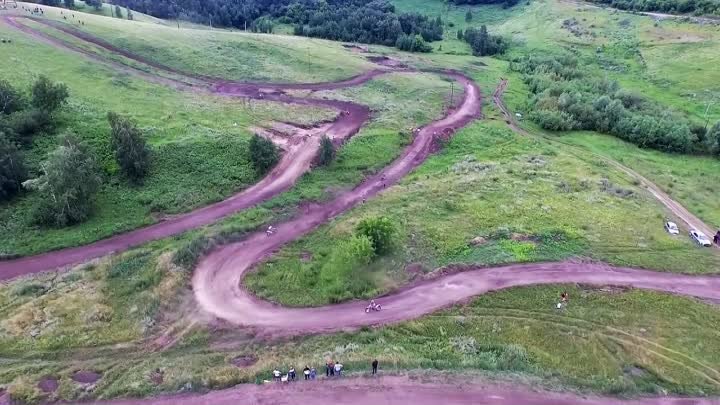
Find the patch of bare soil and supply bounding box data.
[72,370,102,384]
[231,354,259,368]
[38,376,59,393]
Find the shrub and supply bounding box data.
[0,133,27,201]
[24,134,101,227]
[107,112,151,183]
[249,134,279,175]
[31,75,69,113]
[320,235,376,302]
[356,216,397,255]
[316,135,335,166]
[8,108,52,142]
[0,79,25,115]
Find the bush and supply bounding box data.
[8,108,52,142]
[708,121,720,155]
[24,134,102,227]
[31,75,69,113]
[316,135,335,166]
[0,133,27,201]
[249,134,279,175]
[0,79,25,115]
[356,216,397,255]
[320,235,376,302]
[172,236,212,270]
[108,112,151,183]
[396,34,432,53]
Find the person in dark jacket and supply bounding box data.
[372,359,378,375]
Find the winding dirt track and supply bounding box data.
[4,12,720,405]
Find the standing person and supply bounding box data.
[303,366,310,380]
[372,359,378,375]
[288,366,296,381]
[329,361,335,377]
[310,367,317,380]
[325,361,331,377]
[334,361,343,377]
[272,369,281,382]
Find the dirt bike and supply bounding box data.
[365,303,382,313]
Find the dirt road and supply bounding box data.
[85,376,719,405]
[0,15,441,278]
[492,80,717,239]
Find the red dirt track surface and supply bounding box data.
[86,376,719,405]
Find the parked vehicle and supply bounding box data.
[690,229,712,247]
[664,221,679,235]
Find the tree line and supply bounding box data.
[587,0,720,16]
[513,54,720,155]
[108,0,444,52]
[458,25,508,56]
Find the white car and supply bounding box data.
[664,221,679,235]
[689,229,712,247]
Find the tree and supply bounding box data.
[31,76,69,114]
[115,5,123,17]
[24,135,101,227]
[127,9,134,20]
[465,9,473,22]
[708,121,720,155]
[249,134,279,175]
[85,0,102,10]
[316,135,335,166]
[107,112,151,182]
[356,216,397,255]
[456,29,464,40]
[63,0,75,9]
[0,133,27,201]
[0,80,25,115]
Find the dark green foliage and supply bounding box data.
[85,0,102,10]
[464,25,508,56]
[587,0,720,16]
[115,5,123,17]
[39,0,61,6]
[317,135,335,166]
[356,216,397,255]
[6,109,52,143]
[127,9,134,20]
[63,0,75,8]
[465,9,473,22]
[709,122,720,155]
[107,112,151,183]
[450,0,521,8]
[111,0,443,52]
[457,29,464,40]
[395,33,432,52]
[250,16,273,33]
[0,80,25,115]
[172,236,212,270]
[0,133,27,201]
[30,76,69,114]
[25,134,101,227]
[249,134,279,175]
[515,54,702,154]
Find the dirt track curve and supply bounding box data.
[0,14,457,279]
[493,79,717,239]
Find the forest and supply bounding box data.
[514,54,720,155]
[106,0,444,51]
[587,0,720,16]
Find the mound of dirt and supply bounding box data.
[366,56,407,68]
[231,354,258,368]
[72,370,101,384]
[38,376,59,393]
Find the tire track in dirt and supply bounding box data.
[492,79,718,241]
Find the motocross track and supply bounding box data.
[493,79,718,240]
[4,12,720,405]
[0,14,427,279]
